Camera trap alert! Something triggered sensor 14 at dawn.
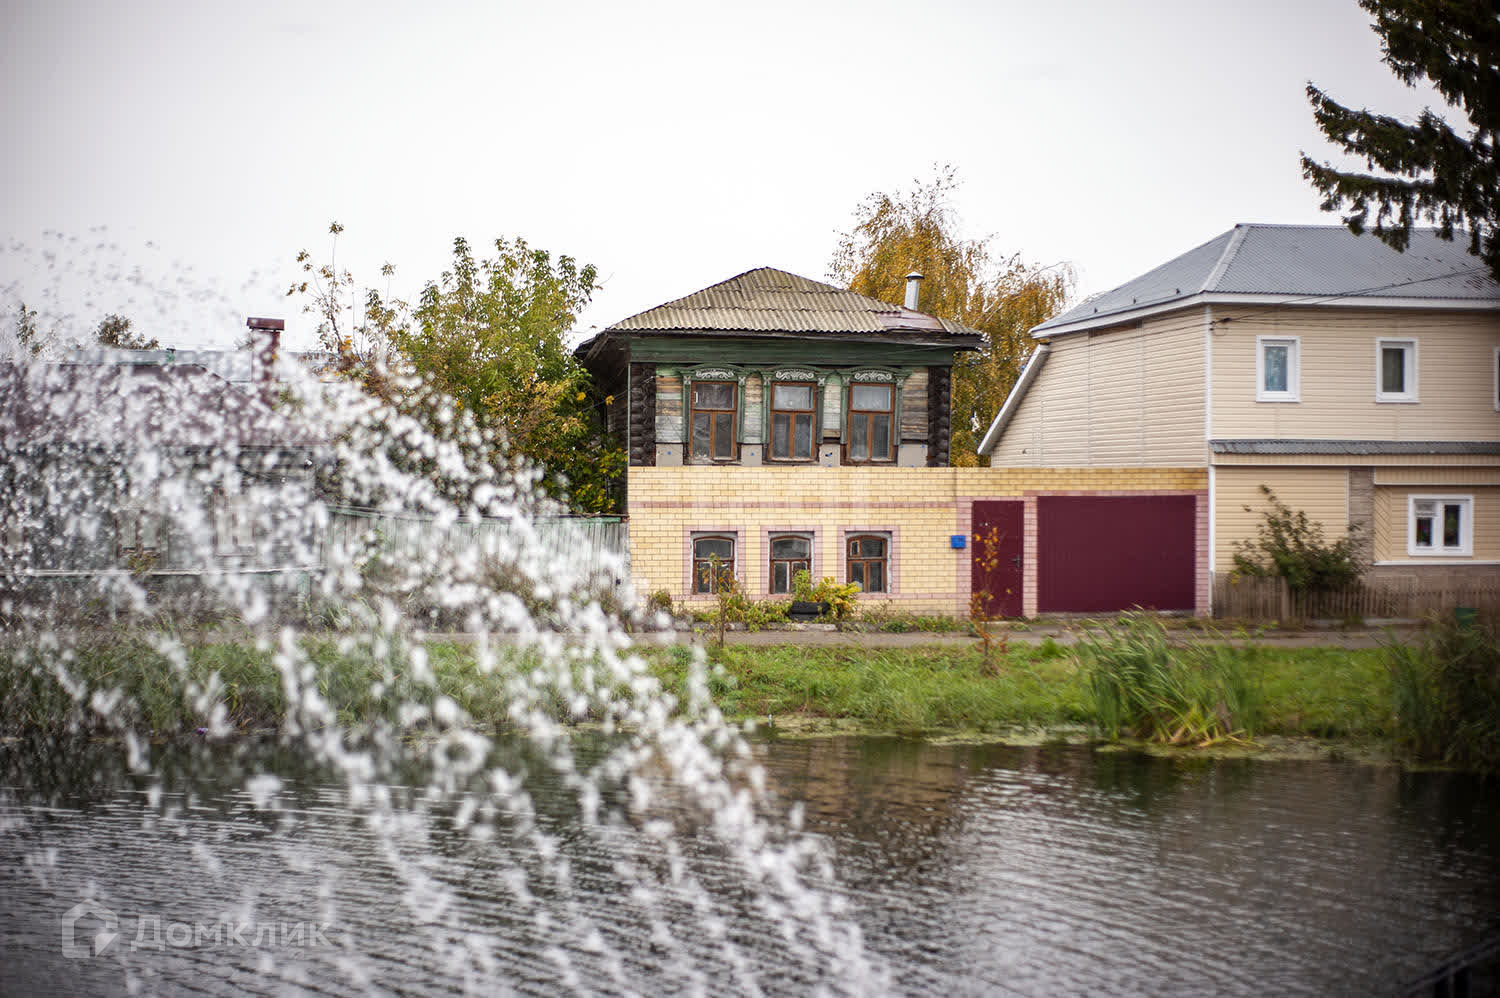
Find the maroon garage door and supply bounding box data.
[1037,495,1196,613]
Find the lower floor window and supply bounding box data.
[769,534,811,594]
[1409,495,1472,556]
[693,534,736,593]
[846,534,889,593]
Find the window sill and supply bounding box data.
[1375,397,1420,404]
[1254,396,1300,404]
[1380,557,1486,565]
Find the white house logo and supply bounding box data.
[61,899,119,958]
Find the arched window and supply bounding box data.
[768,533,811,594]
[692,534,736,593]
[846,534,888,593]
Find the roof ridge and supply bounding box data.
[605,266,853,329]
[1201,224,1249,293]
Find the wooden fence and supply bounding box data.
[1213,574,1500,622]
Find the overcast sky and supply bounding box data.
[1,0,1451,351]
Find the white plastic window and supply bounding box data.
[1256,336,1299,402]
[1408,495,1472,557]
[1376,338,1418,402]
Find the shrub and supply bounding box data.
[1077,614,1261,745]
[791,570,861,621]
[1387,616,1500,771]
[1232,485,1363,592]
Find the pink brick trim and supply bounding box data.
[1023,496,1039,618]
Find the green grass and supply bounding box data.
[652,637,1395,742]
[0,637,610,737]
[0,631,1408,753]
[650,643,1092,732]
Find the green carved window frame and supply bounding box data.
[759,367,826,463]
[841,368,907,464]
[681,366,750,463]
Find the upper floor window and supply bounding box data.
[1256,336,1299,402]
[846,533,889,593]
[1408,495,1472,557]
[768,533,812,594]
[848,383,894,461]
[691,381,737,461]
[1376,338,1418,402]
[692,534,736,593]
[769,382,816,461]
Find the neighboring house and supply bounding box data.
[578,267,1208,616]
[0,322,325,601]
[978,224,1500,602]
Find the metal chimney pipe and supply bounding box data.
[904,272,923,310]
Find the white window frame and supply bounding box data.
[1493,346,1499,411]
[1255,335,1300,402]
[1407,494,1473,557]
[1375,337,1418,402]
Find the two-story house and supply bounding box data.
[978,224,1500,606]
[580,267,1213,617]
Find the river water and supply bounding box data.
[1,734,1496,996]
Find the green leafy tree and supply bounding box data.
[1302,0,1500,280]
[288,227,624,514]
[830,166,1073,465]
[94,313,159,350]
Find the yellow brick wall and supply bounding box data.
[629,466,1207,614]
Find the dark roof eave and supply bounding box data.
[1211,439,1500,456]
[609,328,982,349]
[1033,290,1500,339]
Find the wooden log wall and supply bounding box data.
[927,366,952,466]
[900,370,929,443]
[628,362,656,467]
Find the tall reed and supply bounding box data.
[1387,617,1500,771]
[1078,614,1261,745]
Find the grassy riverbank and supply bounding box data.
[0,629,1453,762]
[648,640,1393,741]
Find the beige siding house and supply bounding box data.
[980,224,1500,603]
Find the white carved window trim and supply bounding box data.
[765,372,819,462]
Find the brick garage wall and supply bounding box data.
[628,466,1208,616]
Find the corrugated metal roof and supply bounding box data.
[1038,224,1500,332]
[1210,439,1500,455]
[604,267,983,338]
[0,362,325,449]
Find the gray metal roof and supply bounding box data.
[1211,439,1500,456]
[603,267,983,338]
[1038,224,1500,333]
